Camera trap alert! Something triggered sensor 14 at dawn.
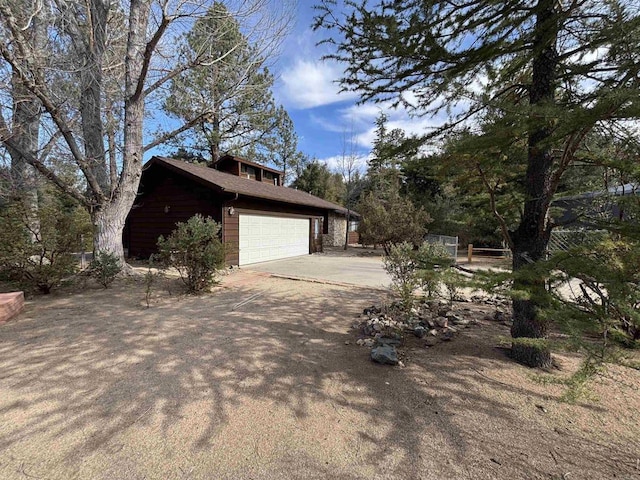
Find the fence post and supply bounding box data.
[467,244,473,263]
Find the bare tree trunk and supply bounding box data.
[92,204,127,260]
[510,0,558,368]
[7,0,46,237]
[77,0,109,193]
[91,0,149,264]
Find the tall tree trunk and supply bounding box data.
[91,0,150,265]
[78,0,109,193]
[8,0,46,235]
[510,0,558,368]
[92,202,128,260]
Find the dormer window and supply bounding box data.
[241,164,256,179]
[263,171,279,185]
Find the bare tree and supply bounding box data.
[0,0,292,265]
[338,125,362,250]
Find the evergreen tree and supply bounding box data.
[163,2,279,164]
[252,106,304,184]
[291,161,345,204]
[316,0,640,367]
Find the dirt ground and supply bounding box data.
[0,270,638,480]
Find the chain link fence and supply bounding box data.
[547,229,608,253]
[425,234,459,259]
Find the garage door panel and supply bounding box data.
[238,214,310,265]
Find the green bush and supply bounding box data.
[144,254,164,308]
[157,214,225,293]
[357,191,430,254]
[383,241,460,309]
[383,242,419,309]
[89,251,122,288]
[0,197,91,294]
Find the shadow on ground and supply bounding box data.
[0,272,637,479]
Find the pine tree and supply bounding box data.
[316,0,640,367]
[163,2,279,164]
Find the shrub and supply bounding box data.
[157,214,225,293]
[415,242,456,300]
[89,251,122,288]
[383,241,460,310]
[0,197,91,294]
[357,191,430,254]
[383,242,419,309]
[144,254,164,308]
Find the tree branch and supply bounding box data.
[476,163,515,251]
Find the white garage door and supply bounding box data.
[239,214,309,265]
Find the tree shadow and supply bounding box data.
[0,274,636,479]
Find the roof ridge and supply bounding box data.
[150,156,354,215]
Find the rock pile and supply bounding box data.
[354,300,486,366]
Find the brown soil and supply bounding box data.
[0,271,638,480]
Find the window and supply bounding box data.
[240,164,256,179]
[349,221,359,231]
[264,171,274,180]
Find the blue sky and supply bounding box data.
[271,2,447,172]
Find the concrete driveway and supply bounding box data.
[244,252,391,289]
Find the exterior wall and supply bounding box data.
[222,197,326,265]
[127,163,331,266]
[125,168,222,258]
[323,212,347,247]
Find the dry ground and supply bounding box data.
[0,271,638,480]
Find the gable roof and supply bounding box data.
[215,154,284,176]
[148,156,352,215]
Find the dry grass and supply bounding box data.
[0,271,638,480]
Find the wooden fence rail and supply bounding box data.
[466,244,511,263]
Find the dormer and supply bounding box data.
[213,154,283,186]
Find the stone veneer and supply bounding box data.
[322,212,347,247]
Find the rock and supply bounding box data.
[435,317,449,328]
[414,326,426,338]
[344,341,350,345]
[363,325,374,336]
[371,345,399,365]
[398,360,405,368]
[441,331,455,341]
[372,321,383,332]
[446,326,458,333]
[422,318,435,328]
[494,309,507,322]
[363,306,381,315]
[356,339,365,346]
[424,336,439,347]
[447,314,465,324]
[377,336,401,347]
[437,307,450,317]
[363,338,376,348]
[428,329,439,336]
[410,307,419,316]
[451,317,470,326]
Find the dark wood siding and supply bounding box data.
[127,162,332,266]
[126,167,223,258]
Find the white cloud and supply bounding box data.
[316,154,369,174]
[278,59,360,109]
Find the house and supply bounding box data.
[125,155,355,266]
[552,183,639,227]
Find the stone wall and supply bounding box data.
[323,212,347,247]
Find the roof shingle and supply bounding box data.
[150,156,351,215]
